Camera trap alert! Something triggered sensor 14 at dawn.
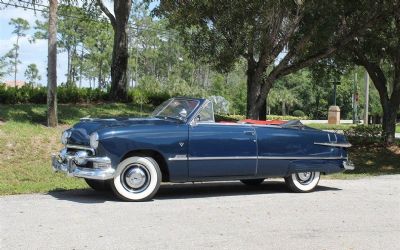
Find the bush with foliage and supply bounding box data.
[344,125,383,146]
[0,84,47,104]
[292,110,306,117]
[0,84,109,104]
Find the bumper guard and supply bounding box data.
[51,151,115,180]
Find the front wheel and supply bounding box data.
[284,172,320,192]
[111,156,161,202]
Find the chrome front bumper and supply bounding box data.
[342,160,355,170]
[51,150,115,180]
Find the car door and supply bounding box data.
[188,122,257,178]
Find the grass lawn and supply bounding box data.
[0,104,399,195]
[0,103,150,195]
[327,146,400,179]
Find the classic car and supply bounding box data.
[52,97,354,201]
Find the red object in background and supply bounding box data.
[240,119,287,125]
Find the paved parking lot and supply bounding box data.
[1,175,399,250]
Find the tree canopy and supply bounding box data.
[155,0,387,119]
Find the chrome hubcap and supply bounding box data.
[295,172,314,185]
[125,168,147,188]
[121,164,150,193]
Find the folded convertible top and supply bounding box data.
[240,119,287,125]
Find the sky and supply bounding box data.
[0,5,69,86]
[0,1,159,87]
[0,1,118,87]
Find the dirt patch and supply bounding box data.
[387,145,400,155]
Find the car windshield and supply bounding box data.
[151,98,200,121]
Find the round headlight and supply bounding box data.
[90,132,99,149]
[61,130,71,145]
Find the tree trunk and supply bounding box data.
[246,58,263,119]
[358,54,400,145]
[47,0,58,127]
[97,0,131,101]
[258,99,267,120]
[246,60,274,120]
[382,104,397,144]
[246,73,260,119]
[66,47,71,86]
[98,61,103,88]
[109,0,131,101]
[282,102,286,116]
[14,36,19,87]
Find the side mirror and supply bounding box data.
[179,109,187,119]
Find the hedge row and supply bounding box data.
[0,84,173,105]
[214,114,307,122]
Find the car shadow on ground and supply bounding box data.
[48,180,341,204]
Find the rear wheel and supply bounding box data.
[284,172,320,192]
[240,178,264,186]
[110,156,161,202]
[84,179,111,191]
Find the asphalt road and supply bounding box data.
[1,175,399,250]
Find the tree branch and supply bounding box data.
[254,8,388,109]
[96,0,116,30]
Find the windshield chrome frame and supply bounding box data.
[151,97,204,123]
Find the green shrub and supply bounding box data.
[292,110,305,117]
[344,125,383,146]
[0,85,110,104]
[129,88,149,105]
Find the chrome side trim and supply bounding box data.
[314,142,352,148]
[66,144,95,154]
[258,156,346,160]
[190,156,257,161]
[168,155,187,161]
[168,156,346,161]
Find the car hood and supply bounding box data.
[67,117,176,146]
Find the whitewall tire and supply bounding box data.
[284,172,320,192]
[111,156,161,201]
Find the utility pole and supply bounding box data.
[364,71,370,125]
[352,72,358,124]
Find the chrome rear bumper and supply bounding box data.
[342,160,355,170]
[51,151,115,180]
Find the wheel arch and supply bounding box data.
[121,149,170,182]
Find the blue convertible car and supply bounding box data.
[52,97,354,201]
